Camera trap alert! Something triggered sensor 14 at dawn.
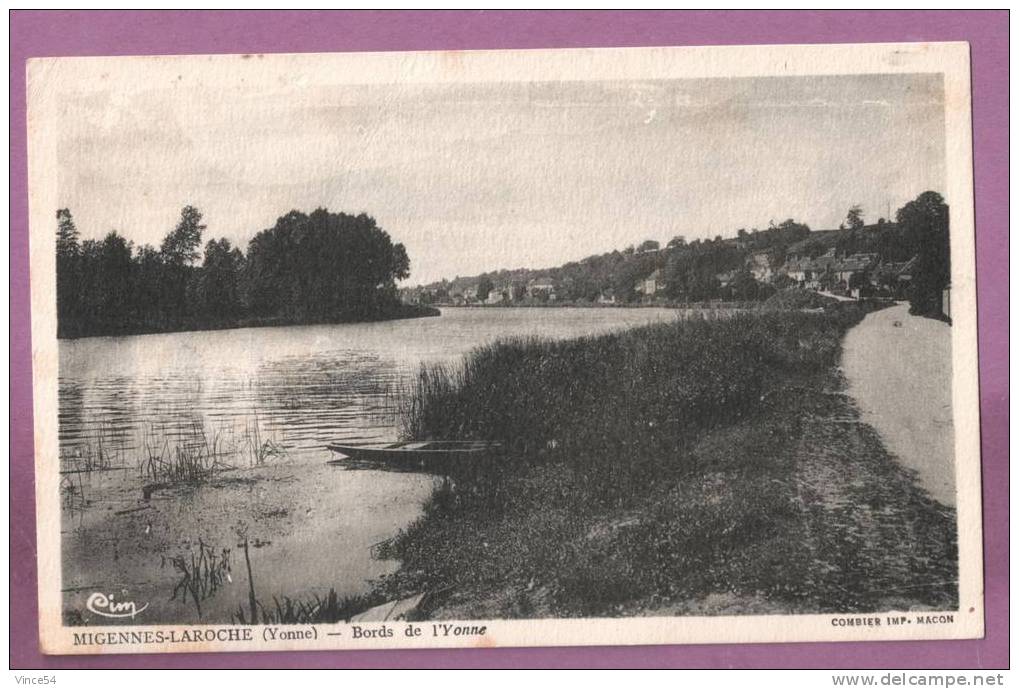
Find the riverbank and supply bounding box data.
[62,460,434,625]
[429,300,757,310]
[373,302,958,618]
[59,307,684,625]
[57,303,440,340]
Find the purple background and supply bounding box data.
[9,10,1008,669]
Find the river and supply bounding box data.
[59,307,679,625]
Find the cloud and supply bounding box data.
[56,74,946,284]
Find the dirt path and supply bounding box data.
[841,303,955,507]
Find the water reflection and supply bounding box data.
[59,307,681,468]
[58,307,682,623]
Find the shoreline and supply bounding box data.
[58,299,957,625]
[424,300,757,310]
[56,304,441,341]
[370,301,957,619]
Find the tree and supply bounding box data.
[75,232,134,332]
[132,244,166,330]
[896,191,950,319]
[55,209,81,332]
[773,219,811,246]
[56,209,80,257]
[54,203,417,337]
[666,236,687,249]
[727,270,760,301]
[638,239,660,253]
[848,269,871,296]
[244,208,413,322]
[476,277,494,301]
[391,243,410,281]
[198,238,244,320]
[161,205,206,266]
[158,206,206,323]
[846,204,865,230]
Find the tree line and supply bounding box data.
[417,218,813,304]
[55,206,415,338]
[413,191,951,318]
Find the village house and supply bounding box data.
[871,256,917,298]
[635,268,664,298]
[783,251,839,290]
[833,253,879,294]
[527,278,557,301]
[747,251,775,282]
[715,269,739,289]
[782,250,881,296]
[411,288,439,305]
[597,288,617,305]
[486,287,508,305]
[783,257,811,285]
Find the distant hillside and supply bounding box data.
[403,194,944,310]
[406,219,813,304]
[786,221,915,262]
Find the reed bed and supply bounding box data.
[374,302,956,617]
[398,308,863,500]
[139,421,231,484]
[135,416,288,487]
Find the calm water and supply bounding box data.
[59,307,679,461]
[59,307,679,623]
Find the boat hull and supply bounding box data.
[326,441,501,475]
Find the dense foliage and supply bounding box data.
[896,191,951,318]
[414,193,950,314]
[55,206,415,338]
[403,308,862,492]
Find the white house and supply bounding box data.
[528,278,556,300]
[748,252,775,282]
[636,269,664,297]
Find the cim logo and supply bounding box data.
[86,592,149,619]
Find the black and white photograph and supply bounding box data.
[27,43,982,654]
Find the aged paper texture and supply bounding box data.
[28,42,982,655]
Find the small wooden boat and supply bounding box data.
[326,439,502,474]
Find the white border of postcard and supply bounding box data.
[27,41,982,655]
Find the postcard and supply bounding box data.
[27,41,982,655]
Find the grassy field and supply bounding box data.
[375,299,958,618]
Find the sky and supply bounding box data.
[57,73,945,286]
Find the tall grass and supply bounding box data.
[231,588,381,625]
[167,539,232,619]
[60,421,124,475]
[243,414,287,467]
[376,302,955,617]
[137,416,288,487]
[399,308,868,502]
[139,421,230,484]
